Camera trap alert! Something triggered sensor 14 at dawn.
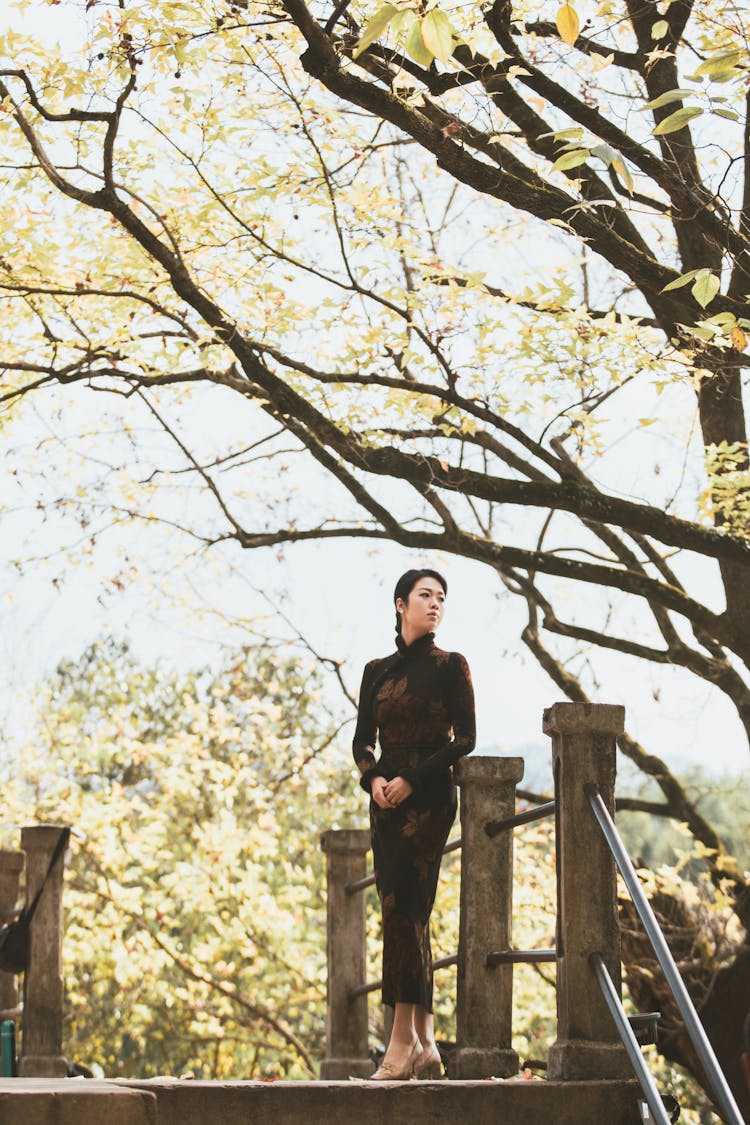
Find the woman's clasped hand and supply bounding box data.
[371,775,413,808]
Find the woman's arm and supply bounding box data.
[352,661,385,793]
[401,652,476,793]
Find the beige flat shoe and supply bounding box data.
[371,1039,423,1081]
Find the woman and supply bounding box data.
[352,568,476,1080]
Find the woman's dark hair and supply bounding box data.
[393,568,447,637]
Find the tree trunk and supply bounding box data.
[698,363,750,663]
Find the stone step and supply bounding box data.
[0,1079,156,1125]
[0,1076,643,1125]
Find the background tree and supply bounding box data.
[0,638,544,1081]
[1,0,749,1110]
[3,637,352,1078]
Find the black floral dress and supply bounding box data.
[352,631,476,1011]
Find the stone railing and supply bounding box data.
[0,824,70,1077]
[320,702,630,1081]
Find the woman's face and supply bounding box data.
[397,577,446,637]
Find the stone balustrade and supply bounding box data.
[0,850,24,1024]
[1,707,632,1088]
[321,702,629,1082]
[0,825,69,1078]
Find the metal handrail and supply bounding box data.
[344,871,376,896]
[486,947,556,967]
[345,796,556,1004]
[590,953,670,1125]
[346,795,551,894]
[349,953,458,998]
[586,784,743,1125]
[345,835,462,895]
[485,800,556,839]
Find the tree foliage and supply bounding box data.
[3,636,741,1122]
[0,637,558,1081]
[3,637,354,1078]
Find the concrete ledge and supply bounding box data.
[0,1077,642,1125]
[121,1077,643,1125]
[449,1046,519,1079]
[319,1057,375,1079]
[0,1079,157,1125]
[548,1038,632,1081]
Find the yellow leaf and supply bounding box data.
[550,127,584,141]
[390,9,415,34]
[693,50,743,80]
[556,3,579,46]
[652,106,703,136]
[684,324,716,341]
[405,18,433,67]
[661,268,699,294]
[550,148,589,173]
[353,3,397,60]
[730,325,747,351]
[611,155,634,194]
[691,268,720,309]
[420,10,454,64]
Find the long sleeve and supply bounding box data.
[403,652,476,793]
[352,660,383,793]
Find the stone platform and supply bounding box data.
[0,1077,643,1124]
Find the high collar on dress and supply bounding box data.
[395,631,436,658]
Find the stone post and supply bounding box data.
[319,829,374,1079]
[450,756,524,1079]
[18,825,68,1077]
[0,850,25,1017]
[543,703,630,1080]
